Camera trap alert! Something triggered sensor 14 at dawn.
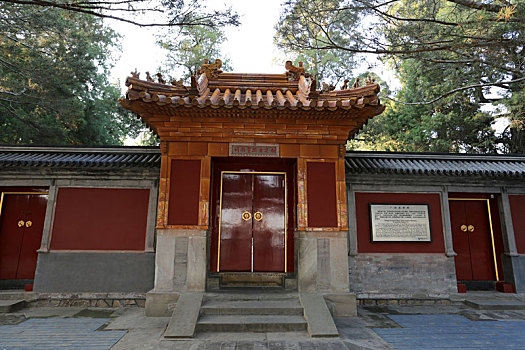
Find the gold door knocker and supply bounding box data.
[242,211,252,221]
[254,211,263,221]
[18,220,25,227]
[25,221,32,228]
[468,225,475,232]
[460,225,467,232]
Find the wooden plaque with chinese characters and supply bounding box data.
[229,143,279,157]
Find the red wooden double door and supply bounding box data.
[450,199,498,281]
[218,172,286,272]
[0,192,47,280]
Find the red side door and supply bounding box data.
[0,193,47,280]
[466,200,495,280]
[450,200,472,280]
[219,173,286,272]
[450,199,495,281]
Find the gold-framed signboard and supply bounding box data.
[228,143,279,157]
[370,203,432,242]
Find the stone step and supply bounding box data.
[220,272,284,288]
[464,299,525,310]
[200,300,304,315]
[164,293,203,339]
[204,292,299,302]
[0,299,26,313]
[300,294,339,337]
[196,315,307,332]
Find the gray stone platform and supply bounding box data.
[1,291,525,349]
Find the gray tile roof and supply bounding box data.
[0,146,160,168]
[345,151,525,178]
[2,146,523,177]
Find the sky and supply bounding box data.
[109,0,507,136]
[112,0,288,91]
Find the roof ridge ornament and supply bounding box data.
[156,73,166,84]
[145,72,154,82]
[130,69,139,79]
[197,59,223,79]
[321,82,336,93]
[171,78,184,88]
[285,61,306,81]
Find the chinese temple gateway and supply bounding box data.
[1,61,525,337]
[119,61,385,312]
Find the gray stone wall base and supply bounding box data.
[323,293,357,316]
[504,255,525,293]
[154,229,207,292]
[33,252,154,293]
[349,254,457,298]
[296,231,350,293]
[31,293,146,308]
[145,290,180,317]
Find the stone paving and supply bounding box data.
[374,314,525,350]
[0,318,126,350]
[1,294,525,349]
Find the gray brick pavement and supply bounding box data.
[2,300,525,349]
[0,318,126,350]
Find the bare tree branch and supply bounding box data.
[354,0,462,26]
[0,87,28,96]
[0,0,239,27]
[0,5,50,20]
[446,0,503,13]
[382,77,525,105]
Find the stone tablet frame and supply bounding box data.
[369,203,432,243]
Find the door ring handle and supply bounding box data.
[18,220,25,228]
[254,211,263,221]
[242,211,251,221]
[468,225,474,232]
[460,225,467,232]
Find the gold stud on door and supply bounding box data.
[254,211,263,222]
[461,225,467,232]
[242,211,252,221]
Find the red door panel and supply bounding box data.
[0,195,26,279]
[465,201,495,281]
[450,201,473,280]
[219,174,253,271]
[253,174,285,272]
[0,193,47,279]
[450,199,496,282]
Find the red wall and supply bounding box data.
[307,162,338,227]
[168,159,201,225]
[510,195,525,254]
[355,192,445,253]
[50,188,149,251]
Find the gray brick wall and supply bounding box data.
[349,254,457,298]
